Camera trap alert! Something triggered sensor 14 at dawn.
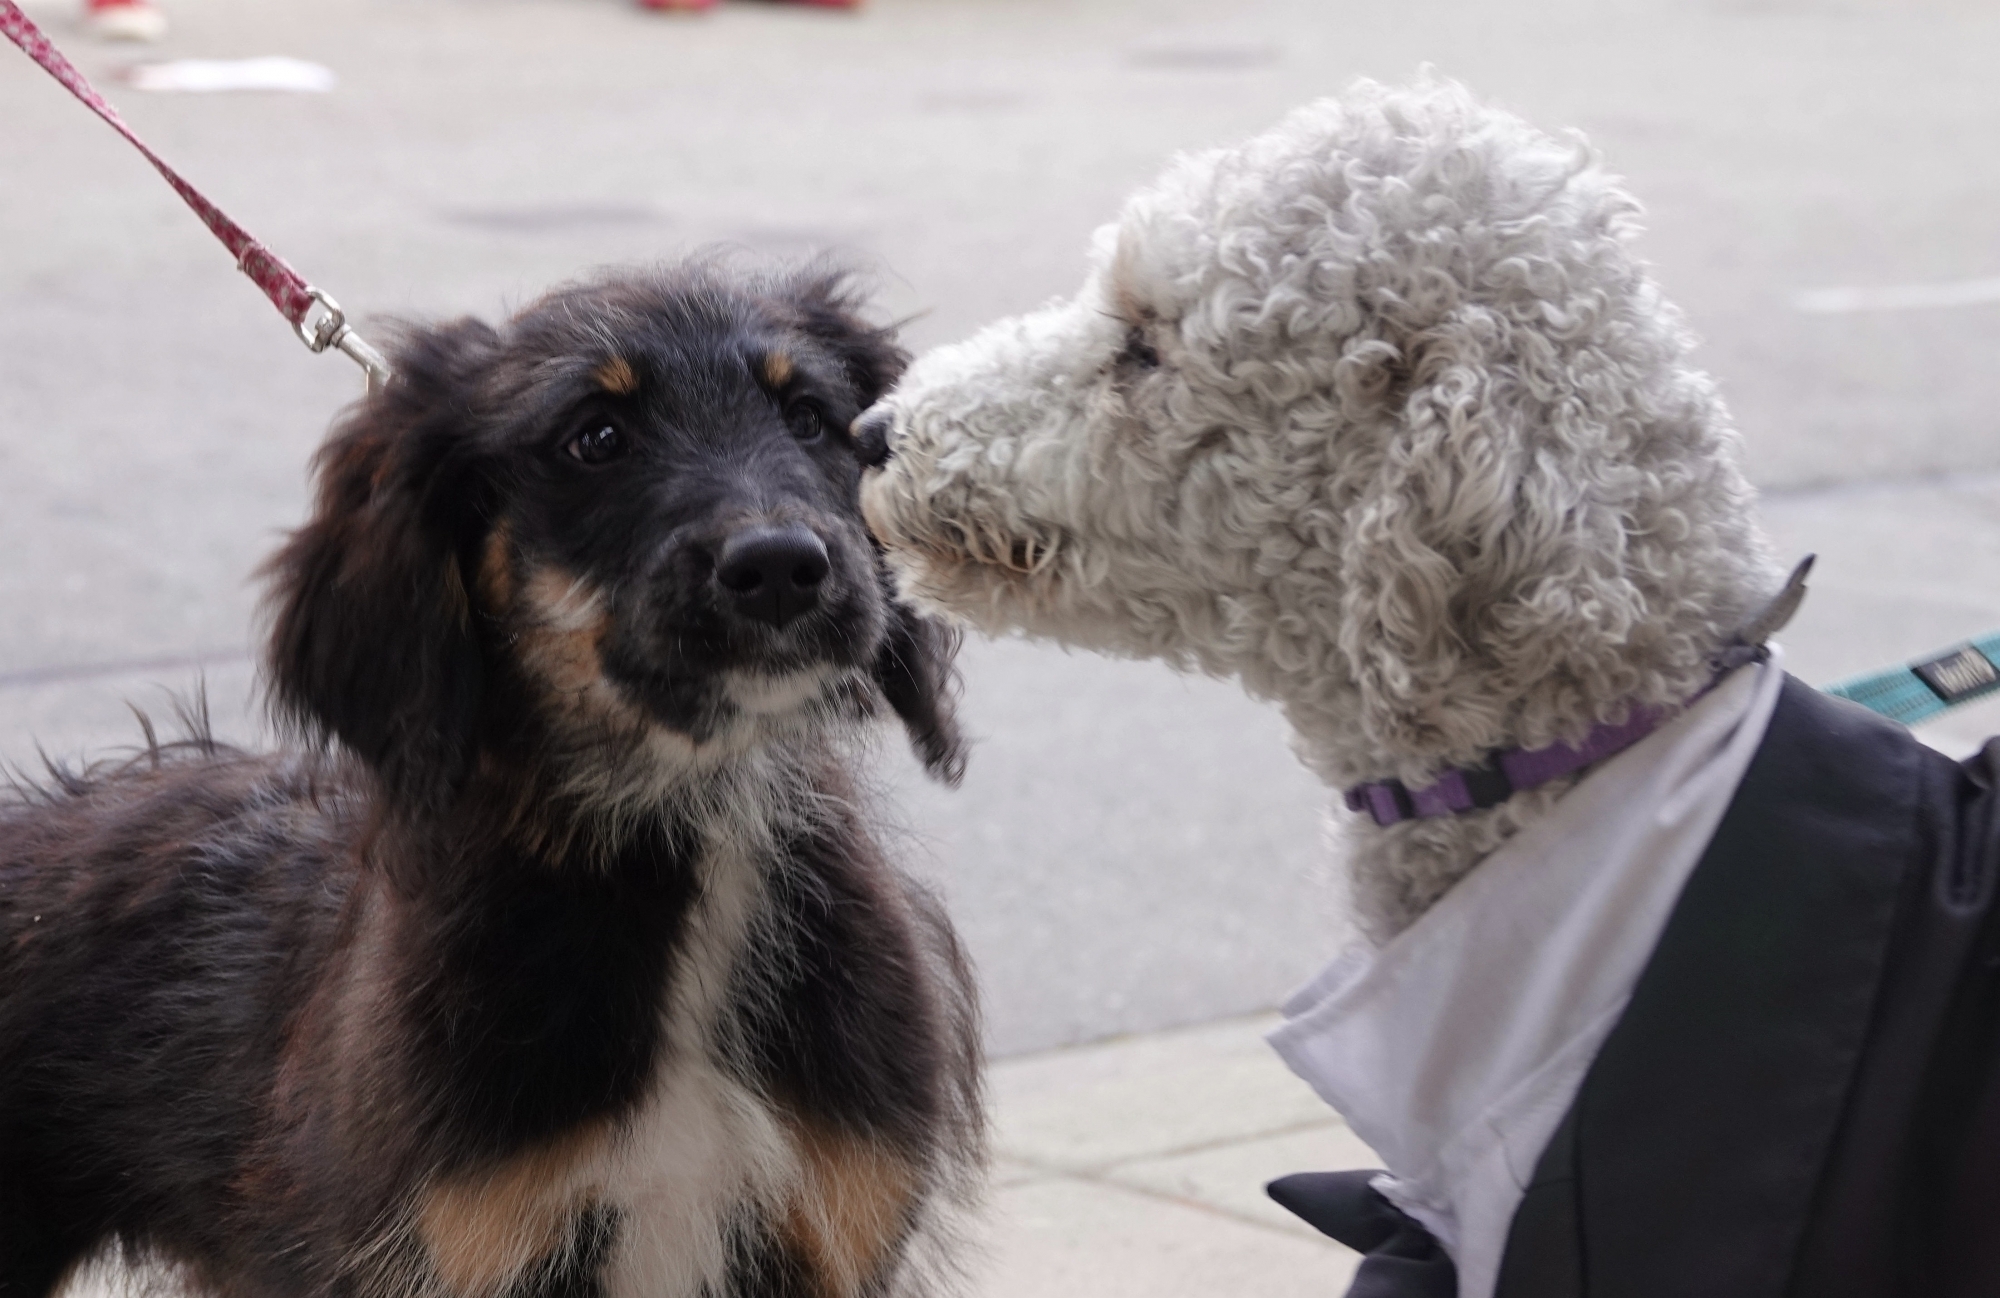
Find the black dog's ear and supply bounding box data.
[779,269,954,777]
[781,269,910,407]
[874,594,967,787]
[263,318,500,813]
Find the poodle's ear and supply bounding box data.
[780,270,910,407]
[263,318,501,812]
[873,592,967,786]
[1336,309,1648,768]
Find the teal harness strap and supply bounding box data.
[1825,631,2000,726]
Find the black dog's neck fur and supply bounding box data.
[351,716,725,1119]
[386,802,706,1160]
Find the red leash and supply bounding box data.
[1,0,388,389]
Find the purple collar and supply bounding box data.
[1342,704,1671,827]
[1343,557,1813,828]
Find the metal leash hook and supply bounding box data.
[296,289,392,394]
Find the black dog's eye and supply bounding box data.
[1121,326,1161,370]
[565,424,625,466]
[787,401,828,445]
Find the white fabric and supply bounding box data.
[1267,648,1788,1298]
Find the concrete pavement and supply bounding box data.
[982,1014,1367,1297]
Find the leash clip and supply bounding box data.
[1713,554,1814,675]
[296,288,391,394]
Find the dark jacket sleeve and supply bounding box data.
[1267,1170,1457,1298]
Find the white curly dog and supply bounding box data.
[857,79,1781,940]
[855,75,1794,1290]
[855,78,2000,1298]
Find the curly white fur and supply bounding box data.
[861,79,1784,937]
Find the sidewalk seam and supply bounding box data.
[998,1154,1342,1245]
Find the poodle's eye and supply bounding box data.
[1120,327,1161,370]
[564,424,625,466]
[787,400,828,445]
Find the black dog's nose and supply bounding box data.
[716,526,831,627]
[850,407,896,468]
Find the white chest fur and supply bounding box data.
[597,797,796,1298]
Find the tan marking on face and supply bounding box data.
[782,1120,918,1295]
[417,1121,613,1298]
[593,356,639,396]
[511,563,668,810]
[762,352,794,388]
[478,521,516,613]
[518,566,618,702]
[441,561,472,629]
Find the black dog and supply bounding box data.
[0,262,981,1298]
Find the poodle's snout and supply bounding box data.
[850,407,896,468]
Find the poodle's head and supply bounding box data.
[860,80,1776,786]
